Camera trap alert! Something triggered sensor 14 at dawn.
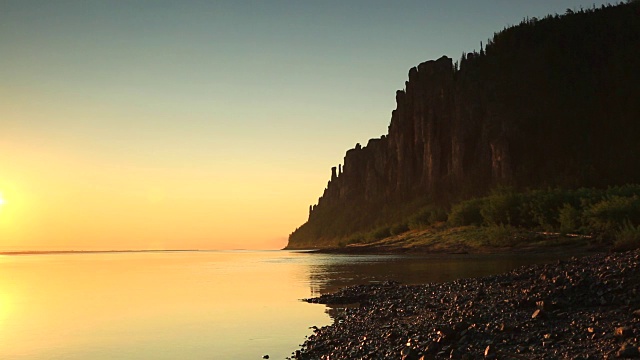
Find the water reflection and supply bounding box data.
[306,253,576,296]
[0,251,331,360]
[0,250,582,359]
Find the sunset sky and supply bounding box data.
[1,0,615,251]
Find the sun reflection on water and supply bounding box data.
[0,251,576,359]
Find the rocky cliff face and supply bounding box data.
[316,56,497,209]
[288,2,640,248]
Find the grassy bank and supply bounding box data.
[325,225,597,255]
[314,184,640,253]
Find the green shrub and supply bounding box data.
[390,223,410,235]
[480,187,522,225]
[613,220,640,251]
[584,195,640,235]
[440,185,640,247]
[522,188,576,230]
[429,208,448,224]
[346,234,365,245]
[409,206,447,229]
[483,224,519,247]
[605,184,640,198]
[558,203,582,234]
[448,198,485,226]
[368,227,391,241]
[408,208,430,229]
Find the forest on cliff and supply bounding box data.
[287,2,640,249]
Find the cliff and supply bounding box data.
[287,2,640,249]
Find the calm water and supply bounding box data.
[0,250,575,359]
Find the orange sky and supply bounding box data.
[0,1,613,251]
[0,138,321,250]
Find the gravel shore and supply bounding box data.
[293,250,640,359]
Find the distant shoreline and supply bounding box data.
[0,249,201,256]
[307,242,601,256]
[291,228,607,257]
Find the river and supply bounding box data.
[0,250,575,359]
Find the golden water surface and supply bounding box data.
[0,250,571,359]
[0,251,330,359]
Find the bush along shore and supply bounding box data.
[301,185,640,254]
[292,250,640,359]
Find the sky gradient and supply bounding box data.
[1,0,616,251]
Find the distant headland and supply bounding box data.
[287,2,640,252]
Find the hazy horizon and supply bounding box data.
[1,0,616,251]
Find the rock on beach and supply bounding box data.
[293,250,640,359]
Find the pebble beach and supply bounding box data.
[293,250,640,359]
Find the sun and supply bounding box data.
[0,193,5,207]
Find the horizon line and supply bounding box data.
[0,249,284,256]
